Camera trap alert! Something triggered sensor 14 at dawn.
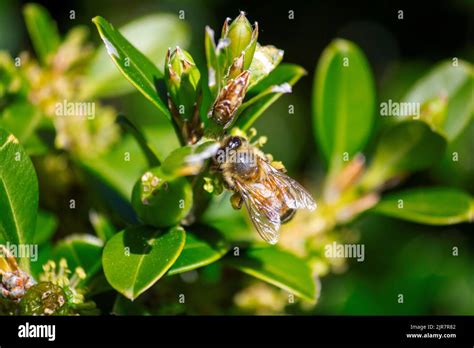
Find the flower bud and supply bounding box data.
[224,12,258,71]
[210,70,250,128]
[132,167,193,227]
[165,47,201,120]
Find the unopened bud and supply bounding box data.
[224,12,258,71]
[210,70,250,128]
[165,47,201,120]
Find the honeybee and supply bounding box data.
[213,136,316,244]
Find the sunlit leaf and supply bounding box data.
[373,187,473,225]
[225,247,317,302]
[85,14,189,99]
[312,39,376,173]
[102,225,185,300]
[0,129,38,250]
[167,226,230,275]
[248,44,284,88]
[91,16,170,119]
[204,26,221,100]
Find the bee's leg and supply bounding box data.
[230,192,244,210]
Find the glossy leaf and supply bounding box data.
[54,234,104,280]
[235,64,306,131]
[23,3,60,65]
[85,14,189,98]
[0,129,38,247]
[373,187,473,225]
[102,225,186,300]
[33,210,58,245]
[91,16,170,119]
[361,121,446,190]
[248,44,284,88]
[167,226,230,275]
[313,39,375,172]
[204,26,221,100]
[225,247,317,302]
[402,60,474,140]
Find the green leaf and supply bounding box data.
[54,234,104,280]
[361,121,446,190]
[0,129,38,248]
[373,187,473,225]
[91,16,170,119]
[225,247,317,302]
[85,14,189,99]
[248,44,284,88]
[33,210,58,245]
[235,64,306,131]
[102,225,186,300]
[167,226,230,276]
[402,60,474,140]
[23,3,60,65]
[204,26,221,101]
[313,39,376,172]
[116,115,161,167]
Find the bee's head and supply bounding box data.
[225,136,244,150]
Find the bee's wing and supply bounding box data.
[262,161,317,211]
[236,181,281,244]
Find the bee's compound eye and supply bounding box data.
[227,136,242,150]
